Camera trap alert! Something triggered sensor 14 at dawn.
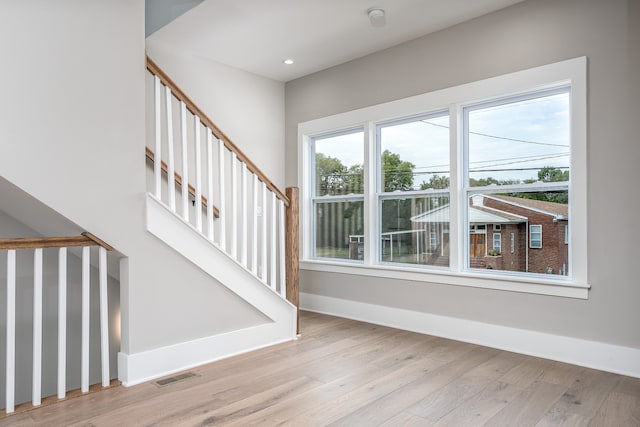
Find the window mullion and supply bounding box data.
[449,104,463,273]
[364,121,377,266]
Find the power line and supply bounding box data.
[469,154,570,171]
[407,152,568,171]
[420,120,569,148]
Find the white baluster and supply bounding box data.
[99,247,110,388]
[230,152,238,260]
[206,130,215,241]
[165,86,176,211]
[218,139,226,251]
[240,163,248,267]
[6,250,16,413]
[81,246,90,393]
[58,247,67,399]
[33,248,43,406]
[270,192,277,290]
[261,182,267,282]
[278,199,286,298]
[252,175,258,275]
[154,76,162,199]
[180,101,189,221]
[194,116,202,232]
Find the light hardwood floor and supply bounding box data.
[3,311,639,426]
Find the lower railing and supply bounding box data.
[0,233,116,415]
[146,57,299,319]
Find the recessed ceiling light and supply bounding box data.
[283,59,294,65]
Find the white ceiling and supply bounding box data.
[147,0,525,82]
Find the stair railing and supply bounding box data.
[0,233,115,415]
[146,57,299,322]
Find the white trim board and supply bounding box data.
[300,292,640,379]
[145,193,297,325]
[118,322,295,386]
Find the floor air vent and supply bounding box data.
[153,372,198,387]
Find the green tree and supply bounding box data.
[538,166,569,182]
[382,150,415,191]
[510,166,569,204]
[469,177,520,187]
[344,163,364,194]
[316,153,347,195]
[420,175,450,190]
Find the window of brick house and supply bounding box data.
[493,233,502,253]
[530,225,542,248]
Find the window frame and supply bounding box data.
[298,57,589,299]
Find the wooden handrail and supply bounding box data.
[145,147,220,218]
[0,233,113,250]
[146,56,289,207]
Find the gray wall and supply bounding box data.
[285,0,640,348]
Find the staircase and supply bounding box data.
[426,242,450,266]
[144,57,298,324]
[470,256,487,269]
[0,56,298,418]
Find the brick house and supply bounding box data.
[411,194,569,275]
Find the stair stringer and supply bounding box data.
[118,193,296,386]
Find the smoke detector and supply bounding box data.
[367,7,386,27]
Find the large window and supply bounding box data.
[311,129,364,260]
[377,113,450,267]
[299,57,588,298]
[464,88,570,274]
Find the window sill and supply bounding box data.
[300,259,590,299]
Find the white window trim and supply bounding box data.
[298,57,589,299]
[510,232,515,254]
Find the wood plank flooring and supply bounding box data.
[2,311,639,426]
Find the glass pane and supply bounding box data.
[381,194,450,266]
[467,191,569,276]
[467,90,570,187]
[314,130,364,196]
[379,114,450,192]
[314,199,365,260]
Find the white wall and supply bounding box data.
[285,0,640,353]
[145,40,286,189]
[0,0,268,361]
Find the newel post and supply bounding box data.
[285,187,300,334]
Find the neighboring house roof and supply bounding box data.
[411,193,569,225]
[411,204,526,224]
[484,194,568,219]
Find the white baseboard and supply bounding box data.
[300,292,640,379]
[118,322,295,387]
